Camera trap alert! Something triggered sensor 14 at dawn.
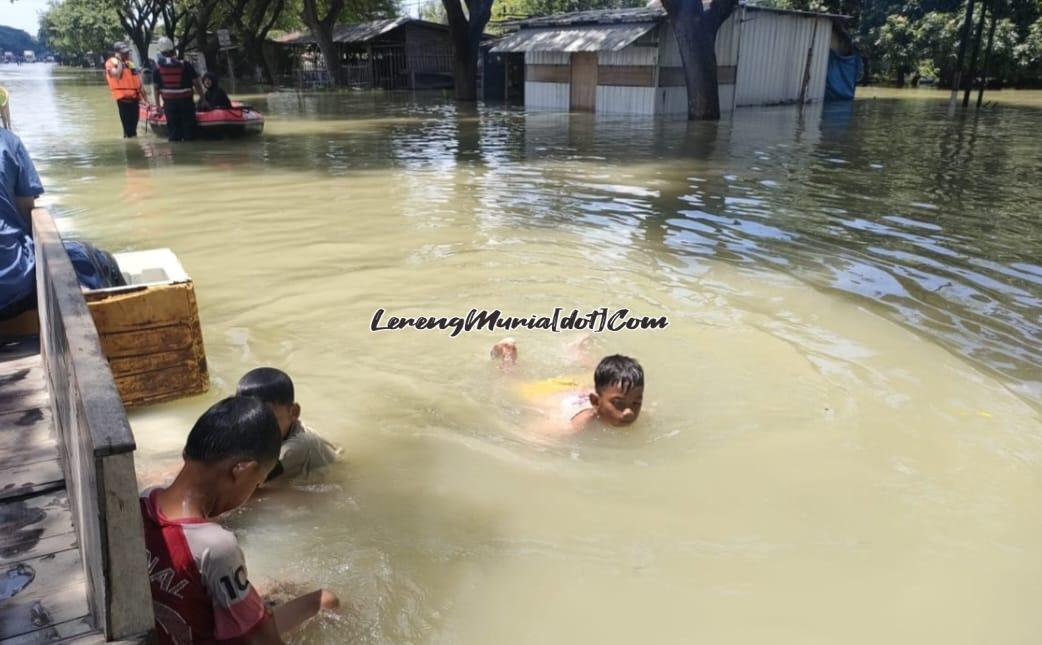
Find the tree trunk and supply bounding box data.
[677,19,721,119]
[450,32,479,100]
[976,9,998,108]
[662,0,737,121]
[129,33,150,65]
[442,0,493,102]
[950,0,976,105]
[301,0,343,88]
[314,29,339,86]
[963,0,988,107]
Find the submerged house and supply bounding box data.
[275,18,455,89]
[489,4,851,114]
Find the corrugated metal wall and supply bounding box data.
[525,51,570,109]
[596,47,658,114]
[734,12,833,106]
[597,86,657,114]
[599,47,657,66]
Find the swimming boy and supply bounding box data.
[237,368,341,482]
[491,338,645,432]
[140,396,338,643]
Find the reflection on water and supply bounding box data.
[5,65,1042,644]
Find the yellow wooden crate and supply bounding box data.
[85,249,209,408]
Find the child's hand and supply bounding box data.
[320,589,340,611]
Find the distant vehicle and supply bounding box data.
[3,52,13,64]
[23,51,36,63]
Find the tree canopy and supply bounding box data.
[0,25,41,55]
[760,0,1042,86]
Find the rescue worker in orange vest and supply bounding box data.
[105,42,148,138]
[152,37,204,142]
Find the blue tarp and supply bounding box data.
[825,51,860,102]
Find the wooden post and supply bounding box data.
[368,44,375,88]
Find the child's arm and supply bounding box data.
[271,589,340,633]
[242,613,285,645]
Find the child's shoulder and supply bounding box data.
[180,520,243,560]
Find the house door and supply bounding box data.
[570,52,597,112]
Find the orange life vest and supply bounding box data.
[105,57,142,101]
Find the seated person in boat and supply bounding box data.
[491,337,645,433]
[197,72,233,111]
[140,396,338,643]
[237,368,342,483]
[0,129,124,323]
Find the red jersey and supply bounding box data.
[140,489,267,644]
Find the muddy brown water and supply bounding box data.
[4,65,1042,643]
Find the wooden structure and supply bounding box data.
[0,209,153,644]
[275,18,456,90]
[491,4,849,115]
[86,250,209,408]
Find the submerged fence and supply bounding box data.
[289,49,454,90]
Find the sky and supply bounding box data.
[3,0,51,36]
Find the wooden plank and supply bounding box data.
[0,338,39,362]
[0,382,48,415]
[0,549,90,640]
[107,348,201,376]
[0,354,43,375]
[0,459,64,502]
[97,453,155,639]
[95,325,195,357]
[570,52,597,112]
[115,364,207,408]
[0,434,58,473]
[526,64,569,83]
[597,65,655,87]
[0,492,76,566]
[0,616,97,645]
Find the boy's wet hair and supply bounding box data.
[236,367,294,406]
[594,355,644,393]
[183,396,281,465]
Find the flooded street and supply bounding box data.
[5,65,1042,643]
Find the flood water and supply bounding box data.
[5,65,1042,643]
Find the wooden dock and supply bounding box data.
[0,210,153,644]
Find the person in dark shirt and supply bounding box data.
[152,37,203,142]
[197,73,233,111]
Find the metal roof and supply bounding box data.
[274,17,448,45]
[506,2,848,30]
[489,22,657,53]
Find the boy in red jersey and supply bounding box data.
[141,396,338,644]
